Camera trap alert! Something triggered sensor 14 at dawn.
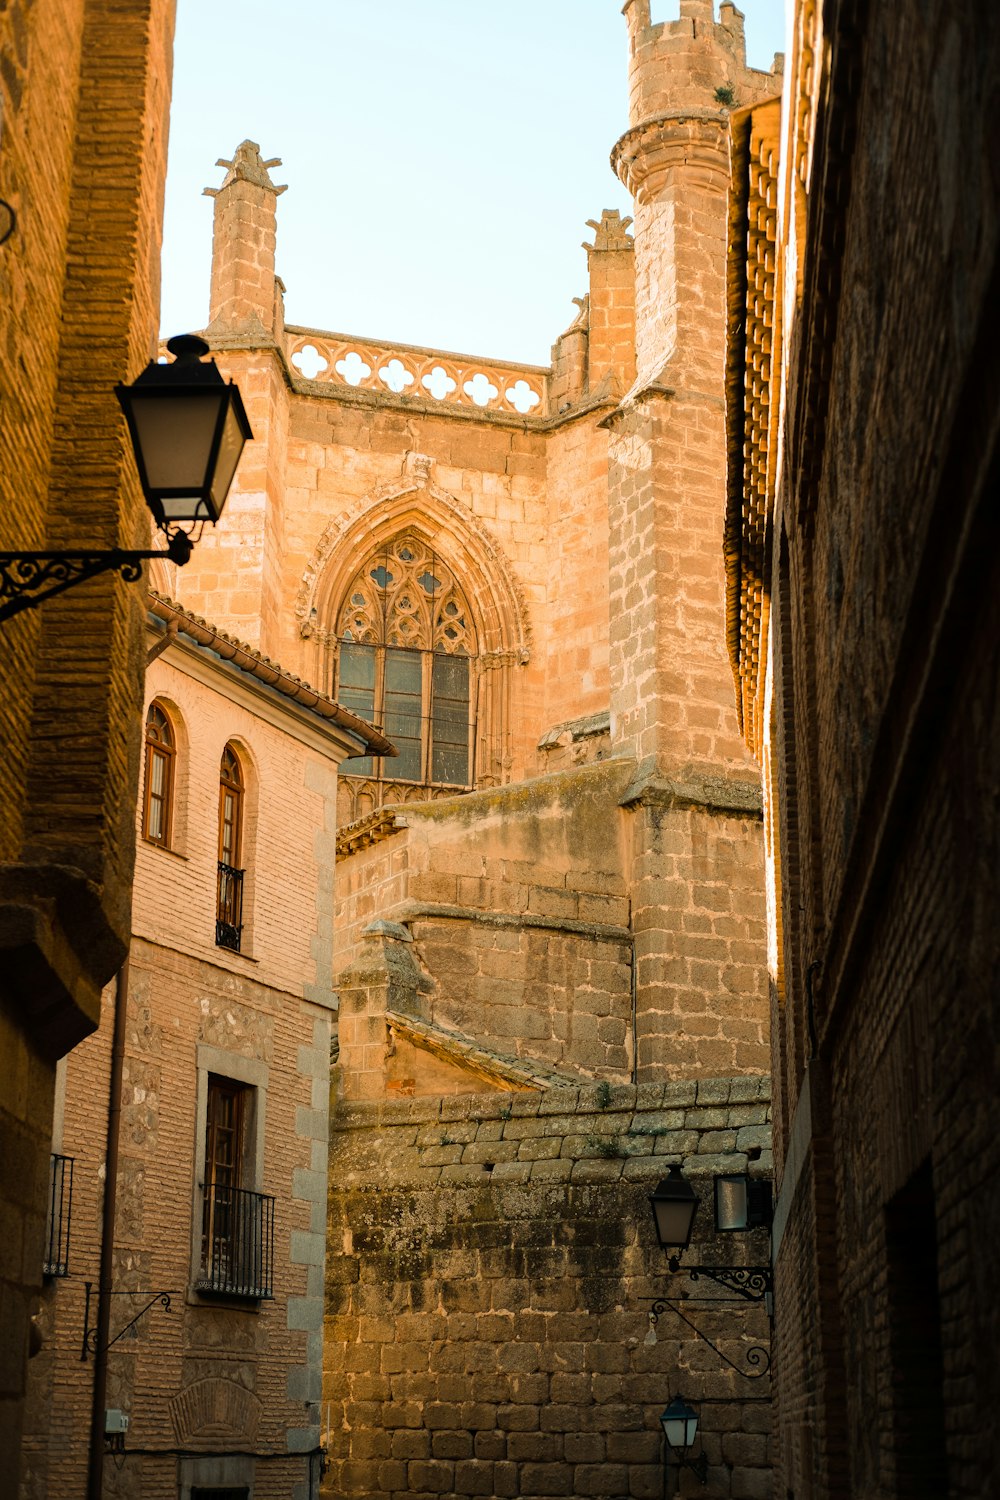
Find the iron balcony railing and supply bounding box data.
[197,1181,275,1299]
[216,862,244,952]
[44,1153,74,1277]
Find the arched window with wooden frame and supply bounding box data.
[335,532,477,819]
[216,745,245,952]
[142,702,175,848]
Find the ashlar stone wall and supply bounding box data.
[324,1078,773,1500]
[335,760,770,1091]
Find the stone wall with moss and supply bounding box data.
[323,1078,773,1500]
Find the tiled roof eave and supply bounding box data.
[146,590,394,756]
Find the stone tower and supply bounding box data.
[606,0,780,1073]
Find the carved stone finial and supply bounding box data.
[203,140,287,199]
[584,209,635,253]
[566,294,590,334]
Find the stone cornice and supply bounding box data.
[396,901,632,946]
[611,112,730,200]
[619,766,763,818]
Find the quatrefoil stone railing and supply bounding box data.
[285,326,549,418]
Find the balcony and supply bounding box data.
[44,1153,74,1277]
[216,862,244,952]
[196,1182,275,1299]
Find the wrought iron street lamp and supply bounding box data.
[0,334,251,624]
[649,1166,773,1301]
[650,1166,699,1265]
[660,1395,708,1488]
[714,1172,772,1233]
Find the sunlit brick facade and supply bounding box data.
[0,0,176,1481]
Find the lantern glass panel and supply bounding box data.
[715,1173,749,1231]
[127,391,225,500]
[210,399,249,508]
[652,1195,697,1248]
[660,1398,699,1453]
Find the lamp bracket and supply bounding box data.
[679,1452,709,1484]
[666,1259,773,1302]
[648,1297,771,1380]
[80,1280,176,1361]
[0,530,192,624]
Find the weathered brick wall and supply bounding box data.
[0,0,175,1478]
[21,947,329,1500]
[325,1078,773,1500]
[20,630,351,1498]
[759,2,1000,1496]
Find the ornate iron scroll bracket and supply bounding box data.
[666,1256,773,1303]
[80,1281,175,1361]
[0,528,193,624]
[646,1298,771,1380]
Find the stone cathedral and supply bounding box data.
[149,4,783,1496]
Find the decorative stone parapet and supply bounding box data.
[284,326,550,417]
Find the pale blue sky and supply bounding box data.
[160,1,785,365]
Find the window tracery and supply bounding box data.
[335,533,477,810]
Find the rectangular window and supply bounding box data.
[147,747,169,840]
[43,1153,74,1278]
[383,648,422,781]
[198,1076,273,1300]
[431,653,470,785]
[338,641,376,777]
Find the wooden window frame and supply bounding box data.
[142,702,175,848]
[218,745,244,867]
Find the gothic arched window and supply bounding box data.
[335,533,476,800]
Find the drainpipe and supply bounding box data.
[87,954,130,1500]
[630,925,638,1086]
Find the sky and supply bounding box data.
[160,1,786,367]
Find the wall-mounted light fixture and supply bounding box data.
[649,1165,773,1302]
[660,1394,708,1489]
[0,334,251,624]
[715,1172,772,1233]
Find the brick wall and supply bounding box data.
[132,639,343,1002]
[743,1,1000,1496]
[21,947,329,1500]
[0,0,176,1478]
[325,1078,773,1500]
[19,624,354,1498]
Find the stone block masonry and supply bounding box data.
[324,1079,773,1500]
[335,760,771,1093]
